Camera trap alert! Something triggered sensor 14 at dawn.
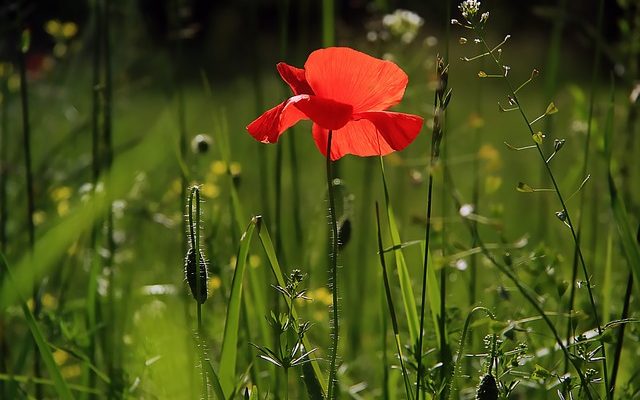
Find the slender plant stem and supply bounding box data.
[87,0,103,397]
[17,25,40,398]
[375,203,413,400]
[609,272,633,397]
[415,174,434,400]
[0,63,8,398]
[326,131,340,400]
[442,167,594,399]
[475,29,608,395]
[565,0,605,378]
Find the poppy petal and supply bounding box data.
[277,63,314,95]
[304,47,408,113]
[293,96,353,130]
[312,111,423,160]
[354,111,424,151]
[246,98,308,143]
[247,95,353,143]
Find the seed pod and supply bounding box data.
[476,374,498,400]
[184,247,208,304]
[337,218,351,249]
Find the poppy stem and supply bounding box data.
[326,130,340,400]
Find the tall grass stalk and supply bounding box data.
[375,203,413,400]
[0,59,8,398]
[326,130,340,400]
[471,27,609,395]
[322,0,334,47]
[17,25,40,397]
[416,56,449,400]
[565,0,605,378]
[86,0,104,396]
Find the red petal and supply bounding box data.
[247,95,353,143]
[354,111,424,150]
[246,98,308,143]
[304,47,408,113]
[277,63,314,95]
[312,111,423,160]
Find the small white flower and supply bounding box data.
[459,0,481,20]
[459,203,474,217]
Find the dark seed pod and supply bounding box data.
[476,374,498,400]
[184,247,208,304]
[337,218,351,249]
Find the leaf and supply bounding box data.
[257,221,327,397]
[516,182,535,193]
[219,218,257,397]
[379,158,420,344]
[204,359,227,400]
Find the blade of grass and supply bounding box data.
[0,252,74,400]
[256,218,327,397]
[376,203,414,400]
[379,158,420,345]
[204,359,227,400]
[219,218,258,397]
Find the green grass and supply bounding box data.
[1,2,639,399]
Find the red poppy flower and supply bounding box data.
[246,47,424,160]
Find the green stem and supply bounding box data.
[18,23,39,399]
[188,187,207,400]
[326,131,339,400]
[443,167,594,399]
[476,30,607,396]
[609,272,633,397]
[415,174,434,400]
[565,0,605,378]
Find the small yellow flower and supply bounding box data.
[51,186,72,202]
[478,144,501,171]
[229,162,242,176]
[211,161,227,176]
[249,255,261,269]
[57,200,70,216]
[208,276,221,292]
[308,287,332,306]
[53,349,69,365]
[45,20,61,36]
[61,22,78,39]
[201,183,220,199]
[42,293,58,310]
[61,364,82,379]
[33,210,46,226]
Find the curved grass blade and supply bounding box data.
[256,219,328,398]
[0,252,74,400]
[205,359,226,400]
[219,218,258,397]
[379,158,420,345]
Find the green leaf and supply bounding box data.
[219,218,257,397]
[0,252,74,400]
[379,158,420,344]
[21,29,31,53]
[204,359,227,400]
[257,221,327,397]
